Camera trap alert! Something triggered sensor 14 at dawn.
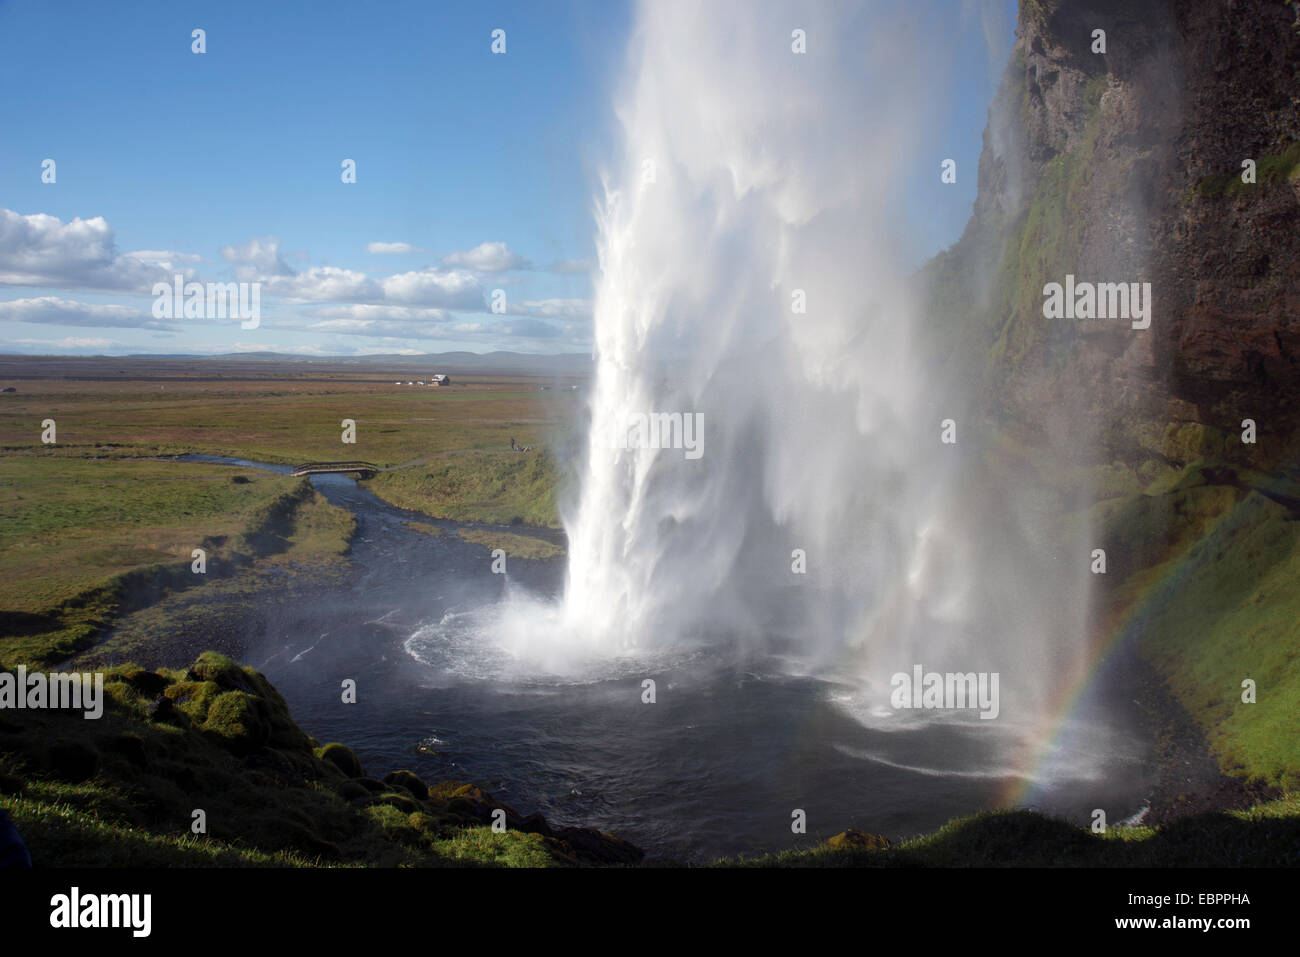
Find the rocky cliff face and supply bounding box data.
[929,0,1300,475]
[923,0,1300,792]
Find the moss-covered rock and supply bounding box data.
[317,743,365,778]
[382,769,428,800]
[334,780,369,801]
[375,793,421,814]
[104,664,171,698]
[186,650,254,691]
[200,691,271,753]
[1,649,646,868]
[164,680,221,724]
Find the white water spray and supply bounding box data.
[426,3,1097,745]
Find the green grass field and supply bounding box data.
[0,384,573,466]
[0,366,573,668]
[0,455,354,667]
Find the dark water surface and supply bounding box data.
[160,455,1152,861]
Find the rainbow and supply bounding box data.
[1000,491,1244,807]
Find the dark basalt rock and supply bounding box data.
[146,694,180,724]
[549,825,645,866]
[519,811,554,838]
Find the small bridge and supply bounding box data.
[290,461,381,478]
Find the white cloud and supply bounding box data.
[0,296,170,329]
[220,236,295,281]
[307,304,453,322]
[0,211,589,355]
[366,241,425,255]
[440,241,530,272]
[262,266,383,302]
[0,209,180,292]
[381,267,483,307]
[219,238,482,308]
[125,250,205,268]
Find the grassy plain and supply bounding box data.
[0,356,580,668]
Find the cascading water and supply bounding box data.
[408,1,1143,813]
[555,0,1093,719]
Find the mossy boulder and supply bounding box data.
[200,691,271,753]
[375,793,421,814]
[187,651,255,692]
[318,743,365,778]
[334,780,370,801]
[382,769,428,800]
[438,783,503,823]
[823,829,890,852]
[104,664,171,698]
[164,680,221,724]
[1160,422,1230,467]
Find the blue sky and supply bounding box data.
[0,0,1016,357]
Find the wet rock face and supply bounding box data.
[1151,3,1300,421]
[548,825,646,866]
[953,0,1300,459]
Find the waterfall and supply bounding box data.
[462,1,1093,742]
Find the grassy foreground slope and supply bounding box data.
[729,796,1300,867]
[0,652,642,867]
[1099,471,1300,791]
